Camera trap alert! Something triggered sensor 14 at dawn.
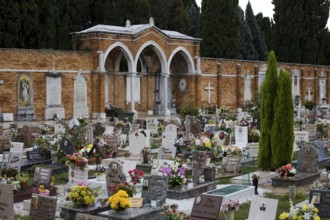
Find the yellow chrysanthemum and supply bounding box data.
[116,190,129,198]
[301,204,308,212]
[297,216,303,220]
[204,140,211,148]
[279,212,288,220]
[313,207,318,213]
[314,215,320,220]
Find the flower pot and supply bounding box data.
[224,210,235,220]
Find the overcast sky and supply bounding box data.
[195,0,330,27]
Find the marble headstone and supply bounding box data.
[17,73,35,121]
[192,151,207,184]
[9,142,24,173]
[297,143,319,173]
[29,194,57,220]
[248,143,259,158]
[76,213,108,220]
[158,146,177,160]
[161,124,177,148]
[128,132,146,156]
[141,175,168,205]
[68,166,88,185]
[102,133,118,153]
[305,124,317,139]
[226,157,241,173]
[23,125,33,147]
[105,161,126,196]
[33,166,52,188]
[146,118,158,134]
[73,72,88,117]
[234,126,248,148]
[190,194,222,220]
[54,123,66,136]
[247,197,278,220]
[0,183,14,219]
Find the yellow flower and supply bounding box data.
[81,191,86,196]
[292,214,297,220]
[302,204,308,212]
[314,215,320,220]
[204,140,211,148]
[87,144,93,149]
[116,190,129,198]
[279,212,288,220]
[313,207,318,213]
[297,216,303,220]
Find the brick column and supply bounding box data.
[300,68,305,106]
[217,63,222,108]
[236,64,241,108]
[91,71,105,119]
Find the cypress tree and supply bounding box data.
[200,0,240,59]
[183,0,200,37]
[149,0,169,29]
[255,13,273,51]
[245,2,268,61]
[270,69,294,170]
[166,0,189,34]
[258,51,278,170]
[237,7,258,60]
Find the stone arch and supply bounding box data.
[168,46,195,74]
[104,42,134,72]
[134,41,167,73]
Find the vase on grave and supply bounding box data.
[224,210,235,220]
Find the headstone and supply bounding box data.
[226,157,241,173]
[309,190,330,218]
[76,213,108,220]
[2,113,13,122]
[134,119,146,130]
[141,175,168,205]
[59,138,75,155]
[187,118,202,136]
[102,133,118,153]
[29,194,57,220]
[86,125,94,145]
[214,130,229,146]
[122,123,132,136]
[104,126,114,135]
[54,123,65,136]
[234,126,248,149]
[192,151,207,184]
[247,197,279,220]
[17,73,35,121]
[9,142,24,173]
[161,124,177,148]
[118,134,128,147]
[146,118,158,134]
[150,159,174,175]
[244,75,252,102]
[305,124,317,139]
[68,166,89,185]
[73,71,89,117]
[294,131,309,142]
[1,151,10,170]
[128,132,146,156]
[23,125,33,147]
[44,72,65,120]
[131,124,140,132]
[105,161,126,196]
[248,143,259,158]
[0,183,14,219]
[33,166,52,188]
[297,142,319,173]
[190,194,222,220]
[158,146,177,160]
[118,159,137,178]
[94,122,106,137]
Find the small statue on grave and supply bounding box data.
[221,151,228,173]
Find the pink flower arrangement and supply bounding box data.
[128,168,144,185]
[220,199,240,213]
[276,164,296,177]
[66,153,88,170]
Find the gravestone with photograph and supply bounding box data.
[146,118,158,134]
[248,143,259,158]
[141,175,168,205]
[309,189,330,218]
[105,161,126,196]
[33,166,52,188]
[59,138,75,155]
[1,151,10,170]
[234,126,248,148]
[29,194,57,220]
[23,125,33,147]
[247,197,279,220]
[54,123,65,136]
[10,142,24,173]
[0,183,14,219]
[128,132,146,156]
[190,194,222,220]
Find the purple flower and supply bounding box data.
[162,167,172,176]
[178,167,185,176]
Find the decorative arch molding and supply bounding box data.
[168,46,195,74]
[134,41,167,73]
[104,42,134,72]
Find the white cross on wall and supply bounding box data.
[204,82,214,104]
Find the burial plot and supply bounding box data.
[161,124,177,148]
[102,133,118,154]
[234,126,248,148]
[309,190,330,218]
[29,194,57,220]
[305,124,317,139]
[59,138,75,155]
[158,146,176,160]
[190,194,222,220]
[141,175,168,205]
[93,122,105,137]
[226,157,241,173]
[128,132,146,156]
[247,197,278,220]
[0,183,14,220]
[105,161,126,196]
[33,166,52,187]
[146,118,158,134]
[9,142,24,173]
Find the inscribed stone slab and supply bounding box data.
[309,190,330,218]
[73,73,88,117]
[297,142,319,173]
[146,118,158,134]
[129,132,146,156]
[9,142,24,173]
[33,166,52,187]
[247,197,278,220]
[234,126,248,148]
[190,194,222,220]
[0,183,14,220]
[158,146,177,160]
[29,194,57,220]
[141,175,168,205]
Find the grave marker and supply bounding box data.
[297,143,319,173]
[190,194,222,220]
[158,146,177,160]
[192,151,207,184]
[73,72,88,117]
[305,124,317,139]
[76,213,108,220]
[309,190,330,218]
[29,194,57,220]
[247,197,279,220]
[294,131,309,142]
[68,166,89,185]
[105,161,126,196]
[59,138,75,155]
[128,132,146,156]
[10,142,24,173]
[141,175,168,205]
[94,122,106,137]
[226,157,241,173]
[122,123,132,136]
[248,143,259,158]
[235,126,248,149]
[150,159,174,175]
[33,166,52,188]
[102,133,118,153]
[161,124,177,148]
[146,118,158,134]
[1,151,10,170]
[0,183,14,220]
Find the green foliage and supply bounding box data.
[179,103,199,119]
[304,101,316,111]
[199,0,240,59]
[245,2,268,61]
[259,51,278,170]
[183,0,200,37]
[270,69,294,169]
[255,13,273,52]
[1,167,18,178]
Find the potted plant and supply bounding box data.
[16,173,29,189]
[220,199,240,220]
[251,173,260,195]
[95,165,106,181]
[68,183,98,207]
[161,204,186,220]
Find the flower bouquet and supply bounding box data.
[220,199,240,213]
[161,204,186,220]
[279,198,320,220]
[276,164,296,177]
[110,182,137,197]
[68,183,97,207]
[115,120,125,128]
[162,160,187,188]
[66,153,88,170]
[128,169,144,185]
[108,190,130,210]
[35,184,50,196]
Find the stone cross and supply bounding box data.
[204,82,214,104]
